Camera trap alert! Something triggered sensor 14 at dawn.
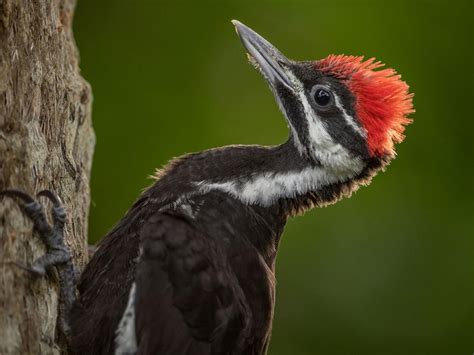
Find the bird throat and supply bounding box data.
[182,142,367,215]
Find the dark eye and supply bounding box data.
[314,88,332,107]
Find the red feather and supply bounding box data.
[315,55,414,157]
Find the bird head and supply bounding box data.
[232,20,413,175]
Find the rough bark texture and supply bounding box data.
[0,1,94,354]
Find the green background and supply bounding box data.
[74,1,473,354]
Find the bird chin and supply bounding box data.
[315,150,366,177]
[247,53,259,69]
[248,55,272,87]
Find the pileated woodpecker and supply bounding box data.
[1,20,413,354]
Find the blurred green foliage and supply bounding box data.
[74,0,473,354]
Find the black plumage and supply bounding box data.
[68,20,407,354]
[69,141,383,354]
[1,20,412,355]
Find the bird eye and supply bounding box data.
[312,87,333,107]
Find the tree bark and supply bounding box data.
[0,1,94,354]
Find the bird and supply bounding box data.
[1,20,413,355]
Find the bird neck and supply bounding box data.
[181,137,376,216]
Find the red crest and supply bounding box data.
[315,55,414,157]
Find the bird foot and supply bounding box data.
[1,189,76,342]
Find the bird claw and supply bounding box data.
[1,188,76,343]
[37,189,62,207]
[11,260,46,278]
[0,189,35,203]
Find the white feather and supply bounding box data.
[196,162,363,207]
[285,71,363,172]
[333,94,367,138]
[115,283,137,355]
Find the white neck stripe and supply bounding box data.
[196,164,363,207]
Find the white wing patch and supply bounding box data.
[115,283,137,355]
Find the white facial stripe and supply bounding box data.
[284,71,363,171]
[115,283,137,354]
[333,94,367,138]
[300,89,362,171]
[196,163,363,207]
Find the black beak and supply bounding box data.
[232,20,293,91]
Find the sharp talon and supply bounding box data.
[37,190,62,207]
[0,189,35,204]
[4,187,73,342]
[11,261,45,277]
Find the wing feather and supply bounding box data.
[135,211,251,354]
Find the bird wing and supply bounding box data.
[133,210,252,355]
[70,195,150,354]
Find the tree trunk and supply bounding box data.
[0,1,94,354]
